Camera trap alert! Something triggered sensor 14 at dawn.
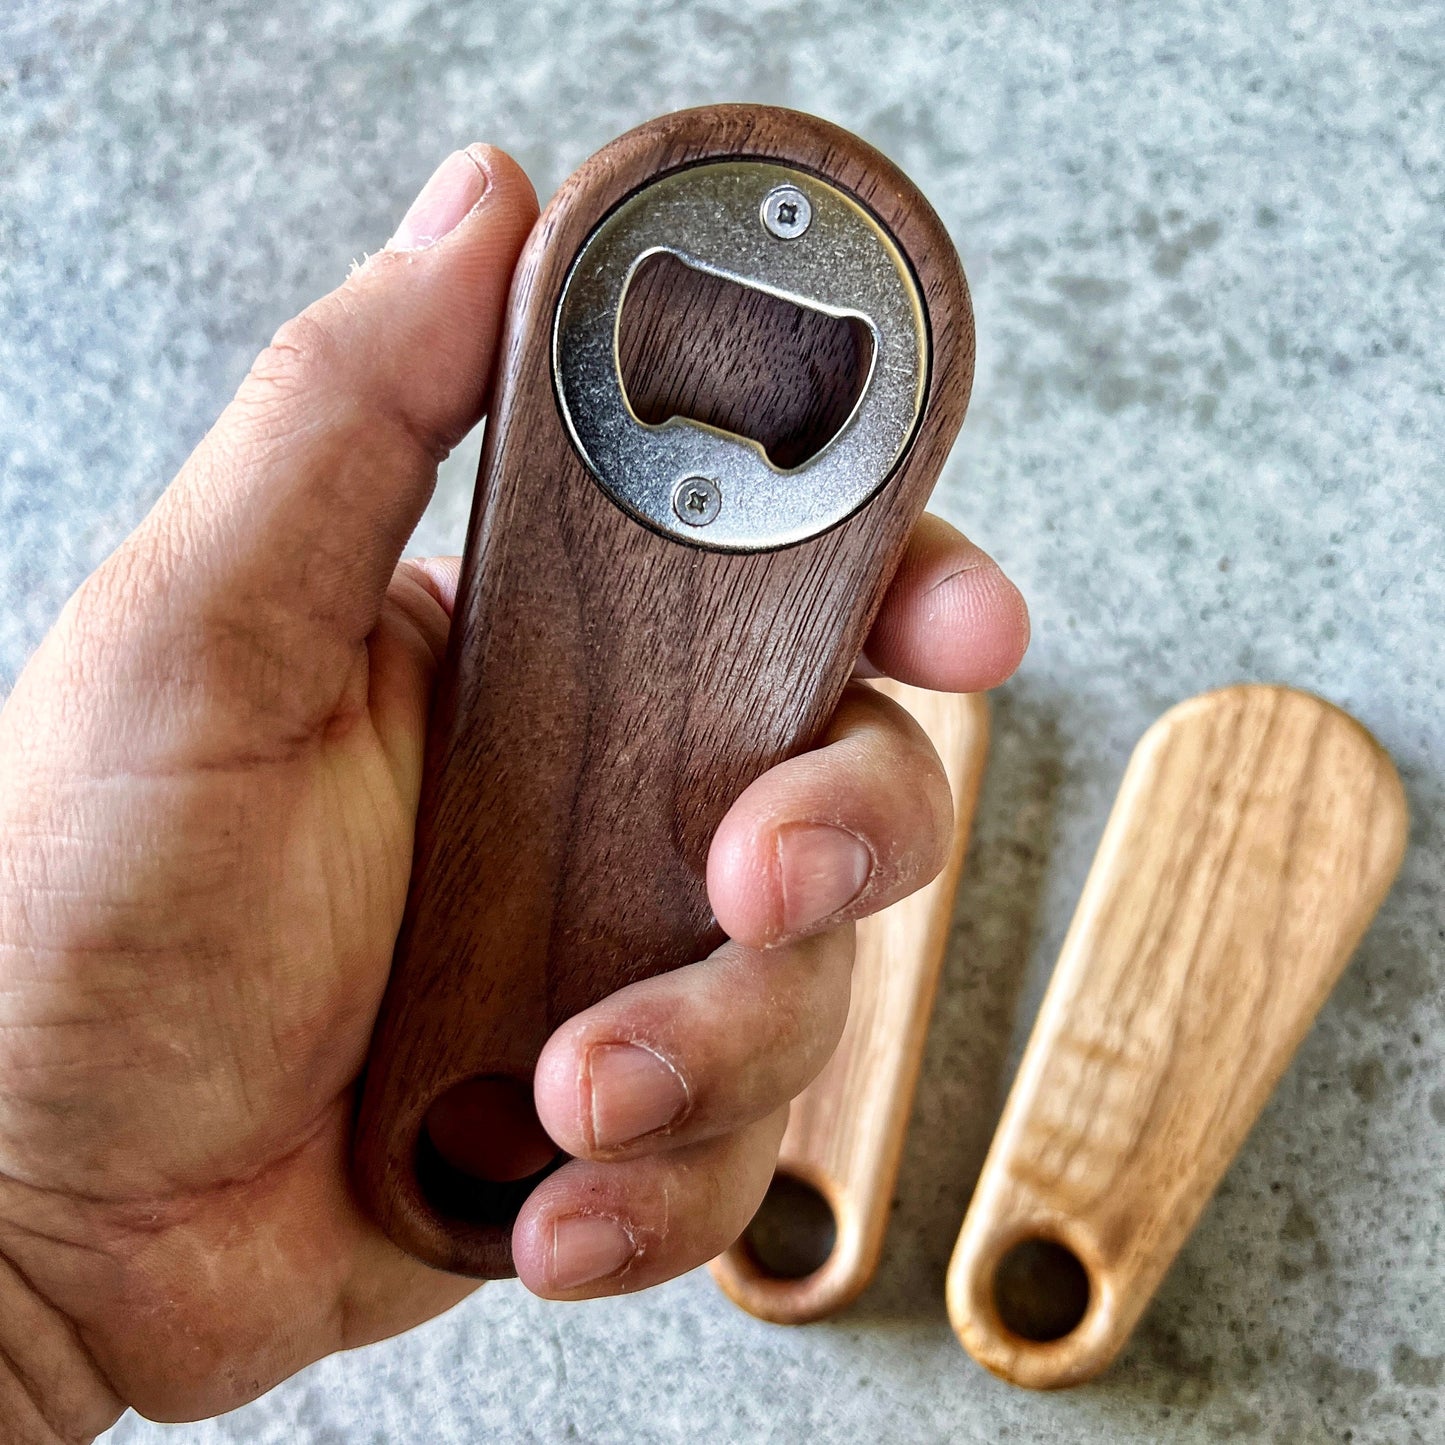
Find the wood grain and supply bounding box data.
[710,681,990,1323]
[947,685,1408,1388]
[352,105,975,1278]
[617,250,874,469]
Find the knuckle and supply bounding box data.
[240,310,343,408]
[795,930,853,1056]
[234,305,447,462]
[729,933,850,1088]
[831,709,951,870]
[870,703,953,863]
[54,547,151,663]
[915,750,956,866]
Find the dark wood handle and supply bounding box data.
[351,104,975,1277]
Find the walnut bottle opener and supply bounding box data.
[947,685,1407,1387]
[352,106,974,1277]
[711,680,989,1322]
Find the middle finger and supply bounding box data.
[534,926,853,1163]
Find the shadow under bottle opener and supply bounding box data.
[352,105,975,1277]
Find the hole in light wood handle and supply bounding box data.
[991,1236,1091,1343]
[711,684,991,1323]
[738,1170,840,1281]
[948,684,1408,1388]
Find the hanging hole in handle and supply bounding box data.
[739,1170,839,1281]
[991,1236,1092,1344]
[617,251,875,471]
[417,1075,565,1226]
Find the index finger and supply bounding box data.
[865,512,1030,692]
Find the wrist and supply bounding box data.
[0,1251,121,1445]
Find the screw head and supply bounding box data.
[761,185,812,240]
[672,475,722,526]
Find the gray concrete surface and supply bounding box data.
[2,1,1442,1440]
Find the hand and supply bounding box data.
[0,144,1028,1436]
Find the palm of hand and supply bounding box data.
[0,535,470,1420]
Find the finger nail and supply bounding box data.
[586,1043,689,1150]
[387,147,489,251]
[549,1214,636,1291]
[776,824,872,936]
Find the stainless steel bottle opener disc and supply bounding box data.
[552,160,929,552]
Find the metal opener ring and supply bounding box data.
[552,160,929,552]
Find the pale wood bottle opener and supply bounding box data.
[352,106,974,1277]
[711,680,990,1323]
[947,684,1407,1388]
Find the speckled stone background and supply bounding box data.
[2,1,1442,1441]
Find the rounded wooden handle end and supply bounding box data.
[946,1215,1127,1389]
[710,1166,869,1326]
[947,684,1407,1388]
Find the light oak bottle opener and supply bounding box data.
[712,680,990,1322]
[352,106,975,1277]
[948,684,1407,1388]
